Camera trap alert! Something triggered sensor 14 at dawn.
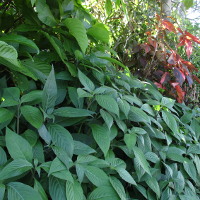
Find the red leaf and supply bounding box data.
[173,67,185,86]
[154,82,166,89]
[177,27,183,34]
[192,75,200,84]
[186,75,193,87]
[185,31,200,44]
[181,60,198,72]
[160,72,170,84]
[177,36,185,47]
[171,82,179,88]
[175,85,185,103]
[162,20,176,33]
[148,37,157,49]
[168,53,176,65]
[140,43,151,54]
[185,39,193,59]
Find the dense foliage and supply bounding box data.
[1,0,200,199]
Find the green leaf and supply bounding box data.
[109,177,127,200]
[21,90,42,104]
[64,18,88,53]
[42,32,76,76]
[0,184,5,200]
[48,124,74,158]
[34,179,48,200]
[133,146,151,175]
[42,67,57,113]
[146,176,160,198]
[100,109,113,129]
[105,0,112,16]
[1,87,20,107]
[87,23,110,43]
[183,161,197,182]
[21,129,38,147]
[6,128,33,162]
[88,185,120,200]
[162,110,179,135]
[90,124,110,156]
[0,159,32,181]
[0,34,39,53]
[35,0,57,26]
[84,166,109,187]
[21,105,43,129]
[0,41,36,79]
[145,152,160,163]
[98,56,130,73]
[0,108,14,123]
[49,176,66,200]
[0,147,7,166]
[74,140,96,155]
[38,125,52,145]
[96,95,119,116]
[53,107,94,118]
[117,168,137,185]
[117,99,130,118]
[129,106,151,123]
[66,179,85,200]
[183,0,193,9]
[78,70,95,92]
[7,182,42,200]
[124,133,136,150]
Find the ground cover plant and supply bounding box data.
[0,0,200,199]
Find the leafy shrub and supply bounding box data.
[0,0,200,200]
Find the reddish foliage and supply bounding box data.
[161,20,176,33]
[138,16,200,103]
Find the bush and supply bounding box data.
[0,0,200,199]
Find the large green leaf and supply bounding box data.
[100,109,113,130]
[42,32,76,76]
[78,70,95,92]
[49,176,67,200]
[0,41,36,79]
[21,90,42,104]
[84,166,109,187]
[5,128,33,162]
[146,176,160,198]
[21,105,43,129]
[74,141,96,155]
[129,106,151,123]
[96,95,119,116]
[0,108,14,123]
[87,23,110,43]
[48,124,74,158]
[117,168,137,185]
[7,182,42,200]
[66,180,85,200]
[0,34,39,53]
[162,110,179,135]
[0,159,32,181]
[42,67,57,114]
[53,107,94,118]
[34,179,48,200]
[133,146,151,175]
[90,124,110,156]
[35,0,57,26]
[1,87,20,107]
[88,185,120,200]
[64,18,88,53]
[0,147,7,166]
[109,177,127,200]
[0,184,5,200]
[183,161,197,182]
